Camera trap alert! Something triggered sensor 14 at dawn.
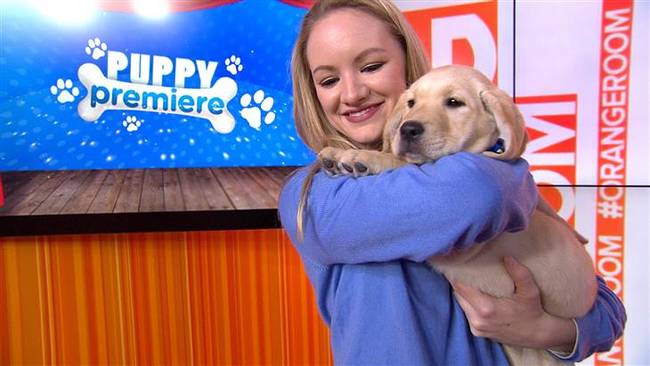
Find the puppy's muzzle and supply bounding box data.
[400,121,424,141]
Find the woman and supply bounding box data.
[279,0,625,364]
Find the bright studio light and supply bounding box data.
[133,0,170,20]
[29,0,97,26]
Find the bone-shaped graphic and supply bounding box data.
[77,63,238,133]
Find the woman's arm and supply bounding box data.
[279,152,538,265]
[452,258,625,361]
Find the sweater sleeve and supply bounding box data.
[278,152,538,266]
[550,276,626,362]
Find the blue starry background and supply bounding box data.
[0,0,314,171]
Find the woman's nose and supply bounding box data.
[340,75,368,104]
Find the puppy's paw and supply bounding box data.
[317,148,371,177]
[338,150,373,177]
[318,148,384,177]
[318,147,345,176]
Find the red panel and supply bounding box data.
[404,1,498,81]
[279,0,316,8]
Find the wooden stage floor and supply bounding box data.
[0,167,298,217]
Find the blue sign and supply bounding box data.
[0,0,314,170]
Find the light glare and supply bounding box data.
[29,0,97,26]
[133,0,170,19]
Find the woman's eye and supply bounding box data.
[407,99,415,108]
[319,77,338,87]
[446,97,465,108]
[361,63,383,73]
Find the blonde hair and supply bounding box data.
[291,0,431,239]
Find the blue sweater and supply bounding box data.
[279,152,625,365]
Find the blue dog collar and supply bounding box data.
[487,138,505,154]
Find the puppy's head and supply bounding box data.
[383,65,528,163]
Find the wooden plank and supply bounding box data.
[0,172,36,197]
[243,168,282,204]
[0,167,294,217]
[266,166,299,189]
[113,169,144,213]
[211,167,276,209]
[0,172,52,214]
[33,170,91,215]
[251,168,284,190]
[87,170,126,213]
[1,171,70,215]
[275,166,301,177]
[192,168,234,210]
[139,169,164,212]
[162,169,185,212]
[0,172,16,189]
[259,167,290,187]
[176,169,210,211]
[60,170,108,214]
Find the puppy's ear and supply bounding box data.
[383,92,408,153]
[479,88,528,160]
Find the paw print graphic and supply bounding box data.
[123,116,142,132]
[50,79,80,104]
[225,55,243,75]
[85,37,107,60]
[239,90,275,130]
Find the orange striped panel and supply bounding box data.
[0,229,332,365]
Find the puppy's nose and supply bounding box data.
[400,121,424,141]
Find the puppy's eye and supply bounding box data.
[407,99,415,108]
[446,97,465,108]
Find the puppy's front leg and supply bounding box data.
[318,147,407,177]
[352,150,407,175]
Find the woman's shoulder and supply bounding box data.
[278,164,315,216]
[280,165,313,199]
[285,164,313,184]
[436,151,529,171]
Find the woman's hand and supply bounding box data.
[451,256,577,353]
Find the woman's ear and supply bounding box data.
[479,88,528,160]
[383,92,408,153]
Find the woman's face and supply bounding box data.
[306,9,407,146]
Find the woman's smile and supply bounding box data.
[343,102,383,123]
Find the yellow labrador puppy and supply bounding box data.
[319,65,597,366]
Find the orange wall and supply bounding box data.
[0,229,332,365]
